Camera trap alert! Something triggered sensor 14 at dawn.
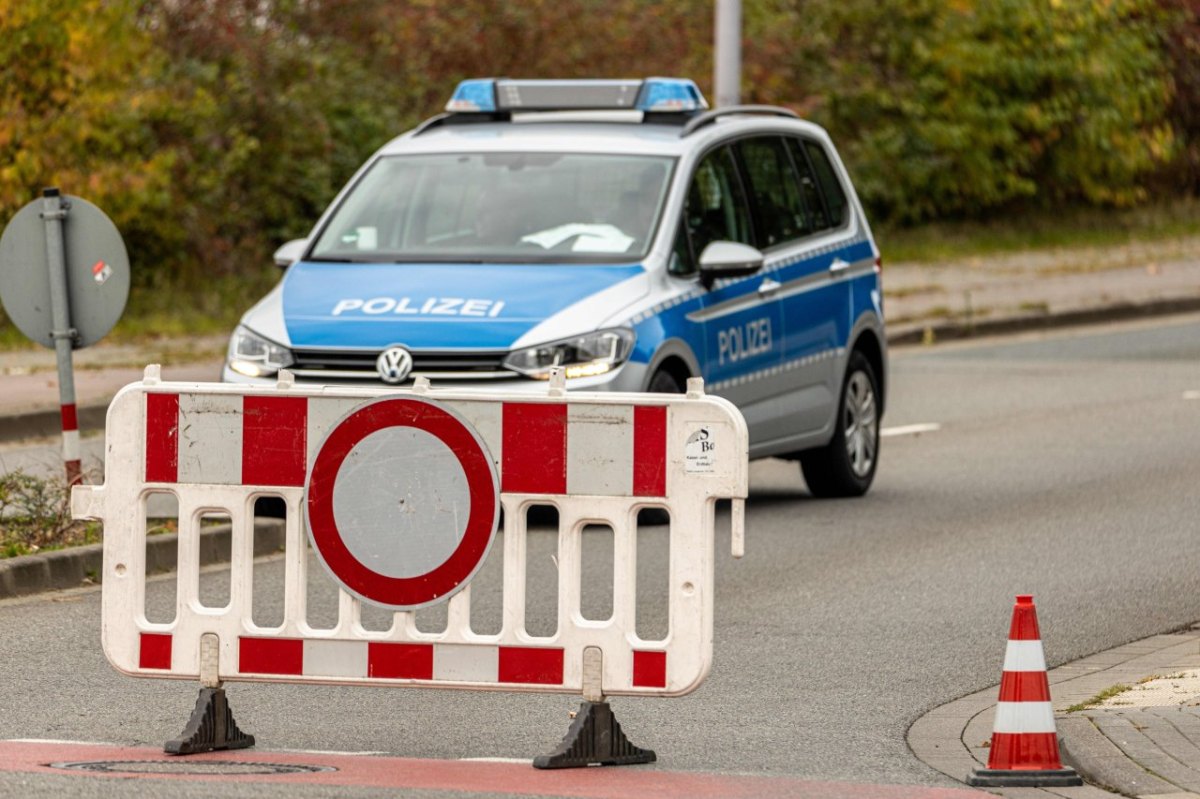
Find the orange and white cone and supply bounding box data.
[967,594,1082,787]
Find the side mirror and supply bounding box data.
[273,238,309,269]
[698,241,764,287]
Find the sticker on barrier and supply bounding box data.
[73,366,749,767]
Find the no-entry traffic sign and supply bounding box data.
[304,396,500,610]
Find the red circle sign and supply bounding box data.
[305,397,499,609]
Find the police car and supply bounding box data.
[225,78,886,497]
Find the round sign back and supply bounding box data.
[305,396,500,610]
[0,195,130,348]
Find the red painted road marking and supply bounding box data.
[0,741,980,798]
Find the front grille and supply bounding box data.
[290,349,514,382]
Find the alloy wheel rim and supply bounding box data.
[843,371,877,478]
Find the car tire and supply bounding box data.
[646,368,685,394]
[799,351,880,498]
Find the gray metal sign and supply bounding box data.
[0,194,130,348]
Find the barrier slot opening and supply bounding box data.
[414,599,449,634]
[304,540,342,632]
[250,495,285,629]
[196,510,232,610]
[635,507,671,642]
[470,528,504,635]
[579,523,615,622]
[143,490,179,624]
[524,504,559,637]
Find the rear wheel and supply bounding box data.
[799,351,880,497]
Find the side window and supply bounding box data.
[737,137,811,248]
[684,146,753,260]
[669,218,695,276]
[803,140,849,228]
[786,138,829,231]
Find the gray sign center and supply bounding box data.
[330,426,471,579]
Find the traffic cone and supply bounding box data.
[967,594,1082,787]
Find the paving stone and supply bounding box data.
[1135,713,1200,792]
[1058,714,1176,798]
[1091,713,1198,790]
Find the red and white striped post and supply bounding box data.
[60,400,81,486]
[968,594,1081,787]
[41,189,82,486]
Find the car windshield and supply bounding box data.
[310,152,675,264]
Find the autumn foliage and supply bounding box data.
[0,0,1195,295]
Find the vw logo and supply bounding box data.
[376,346,413,385]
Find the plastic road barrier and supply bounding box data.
[72,366,748,766]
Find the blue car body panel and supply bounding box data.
[282,261,645,350]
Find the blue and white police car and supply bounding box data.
[225,78,886,496]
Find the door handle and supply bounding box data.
[829,257,850,273]
[757,278,781,297]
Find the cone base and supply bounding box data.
[967,767,1082,787]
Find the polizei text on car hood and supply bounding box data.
[280,261,647,349]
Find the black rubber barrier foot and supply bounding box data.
[532,701,656,769]
[967,767,1083,787]
[164,687,256,755]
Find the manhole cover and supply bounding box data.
[48,760,336,776]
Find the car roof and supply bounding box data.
[377,114,833,159]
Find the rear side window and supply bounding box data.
[787,139,829,231]
[802,140,848,229]
[736,137,811,248]
[684,146,753,259]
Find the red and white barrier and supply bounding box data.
[73,366,748,701]
[968,594,1081,787]
[141,391,671,498]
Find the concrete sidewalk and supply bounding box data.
[1,237,1198,443]
[909,626,1200,798]
[0,334,226,442]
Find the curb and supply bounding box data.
[887,295,1200,346]
[0,403,110,444]
[0,519,286,600]
[908,628,1200,798]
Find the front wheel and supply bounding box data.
[799,352,880,498]
[646,368,685,394]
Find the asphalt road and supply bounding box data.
[1,314,1198,797]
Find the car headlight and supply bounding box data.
[227,326,294,378]
[503,329,635,380]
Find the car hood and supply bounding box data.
[280,260,647,350]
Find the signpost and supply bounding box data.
[0,188,130,483]
[714,0,742,107]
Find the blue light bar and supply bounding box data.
[444,78,709,114]
[635,78,709,112]
[445,79,498,112]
